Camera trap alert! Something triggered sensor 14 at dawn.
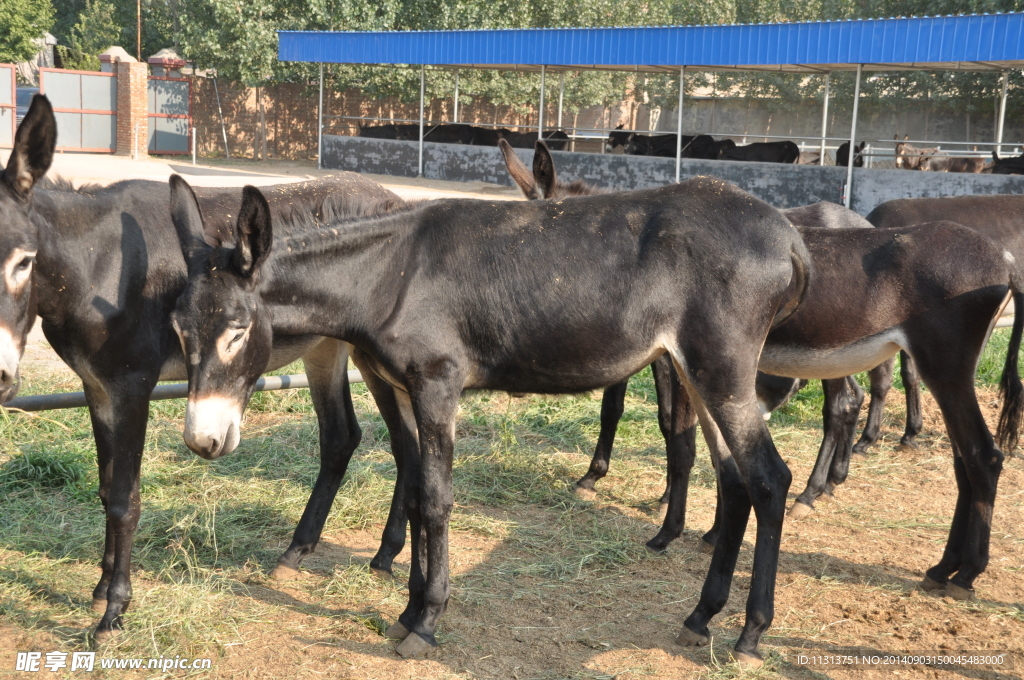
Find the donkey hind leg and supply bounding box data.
[674,358,791,666]
[651,354,677,508]
[647,361,698,552]
[273,341,364,578]
[920,370,1003,599]
[790,377,863,518]
[395,371,463,658]
[575,380,628,496]
[86,378,154,641]
[853,357,894,454]
[899,351,924,450]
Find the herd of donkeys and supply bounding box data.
[6,93,1024,667]
[361,121,1024,173]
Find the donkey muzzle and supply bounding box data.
[184,395,243,459]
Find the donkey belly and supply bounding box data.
[759,328,907,380]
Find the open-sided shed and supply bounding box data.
[278,13,1024,210]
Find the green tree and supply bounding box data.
[56,0,120,71]
[0,0,54,64]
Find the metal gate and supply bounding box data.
[148,76,190,154]
[39,68,117,152]
[0,64,14,147]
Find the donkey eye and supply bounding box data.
[15,257,33,272]
[228,329,247,345]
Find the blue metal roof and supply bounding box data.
[279,13,1024,72]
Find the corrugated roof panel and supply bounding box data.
[277,13,1024,72]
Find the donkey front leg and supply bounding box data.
[647,363,698,552]
[899,351,924,450]
[273,341,363,579]
[395,372,462,658]
[575,380,628,497]
[86,379,153,642]
[790,377,863,518]
[853,358,894,454]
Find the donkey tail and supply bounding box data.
[997,272,1024,453]
[771,232,812,329]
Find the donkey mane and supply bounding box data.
[271,192,419,249]
[39,174,107,194]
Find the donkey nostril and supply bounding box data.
[0,370,11,385]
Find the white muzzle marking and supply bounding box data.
[0,325,22,389]
[184,395,243,459]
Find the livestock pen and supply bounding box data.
[282,13,1024,212]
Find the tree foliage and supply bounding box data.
[56,0,121,71]
[0,0,54,64]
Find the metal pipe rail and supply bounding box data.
[3,372,364,413]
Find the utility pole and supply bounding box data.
[137,0,142,60]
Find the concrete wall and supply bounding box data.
[322,134,1024,215]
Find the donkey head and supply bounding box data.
[169,175,273,459]
[0,95,56,402]
[894,134,917,169]
[500,140,599,200]
[605,124,629,152]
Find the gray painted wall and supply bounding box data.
[322,134,1024,215]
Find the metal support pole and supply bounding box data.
[557,72,565,130]
[997,71,1009,156]
[675,66,685,183]
[213,77,230,159]
[819,72,830,165]
[844,64,862,209]
[453,71,459,123]
[538,65,546,141]
[418,65,425,177]
[318,64,324,170]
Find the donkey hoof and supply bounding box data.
[788,502,813,520]
[947,583,976,601]
[699,540,715,555]
[385,621,410,640]
[574,486,597,501]
[93,627,122,644]
[370,566,396,582]
[676,626,710,647]
[897,441,919,453]
[734,652,764,669]
[919,576,946,592]
[270,564,301,581]
[396,632,436,658]
[91,599,107,614]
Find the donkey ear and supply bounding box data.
[993,150,1001,162]
[3,95,56,199]
[615,124,623,130]
[232,185,272,278]
[893,134,898,141]
[903,134,909,140]
[169,174,211,270]
[532,141,557,199]
[856,141,866,152]
[499,139,539,199]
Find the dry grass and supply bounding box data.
[1,333,1023,679]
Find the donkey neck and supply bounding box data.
[260,210,413,342]
[30,181,180,328]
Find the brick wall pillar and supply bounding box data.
[115,61,149,157]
